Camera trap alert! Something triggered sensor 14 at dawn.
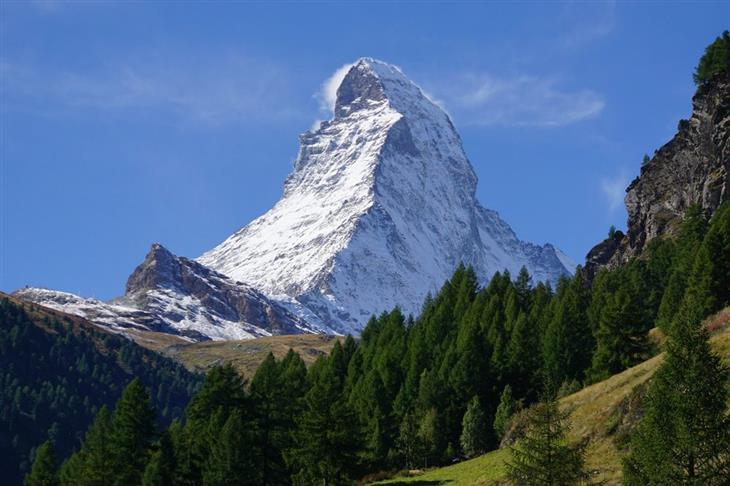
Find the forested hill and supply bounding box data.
[0,293,202,484]
[21,202,728,486]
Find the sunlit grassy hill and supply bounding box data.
[162,333,342,379]
[373,307,730,485]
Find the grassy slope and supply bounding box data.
[375,307,730,485]
[163,334,343,379]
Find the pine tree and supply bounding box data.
[185,365,247,424]
[287,362,362,485]
[203,410,258,486]
[460,396,489,458]
[58,405,113,486]
[541,271,592,387]
[250,353,288,484]
[397,412,422,470]
[109,379,156,486]
[142,431,175,486]
[24,441,58,486]
[182,364,249,485]
[623,281,730,484]
[656,205,707,331]
[506,395,586,486]
[697,202,730,312]
[589,288,649,381]
[493,385,517,442]
[506,311,540,398]
[57,451,84,486]
[417,407,440,468]
[694,30,730,85]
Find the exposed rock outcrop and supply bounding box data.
[15,244,318,341]
[586,73,729,277]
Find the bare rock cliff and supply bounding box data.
[586,73,729,277]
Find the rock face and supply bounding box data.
[199,58,574,334]
[15,244,316,341]
[586,73,729,277]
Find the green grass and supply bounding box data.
[372,307,730,485]
[374,448,509,485]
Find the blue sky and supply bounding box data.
[1,1,728,299]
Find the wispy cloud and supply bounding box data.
[430,73,605,127]
[316,62,353,114]
[600,170,630,212]
[1,54,300,125]
[554,1,616,50]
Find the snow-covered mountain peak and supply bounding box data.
[334,58,424,117]
[199,58,574,334]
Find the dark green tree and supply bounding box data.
[696,202,730,312]
[109,379,156,486]
[58,405,113,486]
[288,361,362,485]
[180,364,249,485]
[694,30,730,85]
[589,288,649,381]
[506,397,587,486]
[250,353,288,484]
[459,396,489,458]
[417,408,439,468]
[397,412,422,470]
[494,385,517,442]
[142,430,175,486]
[541,271,592,387]
[656,205,707,331]
[203,410,257,486]
[24,441,58,486]
[623,280,730,484]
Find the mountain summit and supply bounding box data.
[199,58,574,333]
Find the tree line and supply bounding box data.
[0,298,201,484]
[23,203,730,485]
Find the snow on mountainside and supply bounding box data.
[199,58,575,334]
[15,244,319,341]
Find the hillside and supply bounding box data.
[373,307,730,485]
[163,333,342,378]
[0,293,202,484]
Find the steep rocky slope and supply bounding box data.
[15,244,317,341]
[587,72,729,276]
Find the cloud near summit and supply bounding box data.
[317,63,354,114]
[430,73,606,128]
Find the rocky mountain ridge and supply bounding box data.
[15,243,317,341]
[586,72,729,276]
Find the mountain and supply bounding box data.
[16,243,317,342]
[199,58,574,334]
[0,293,202,484]
[586,71,729,276]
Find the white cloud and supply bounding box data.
[1,54,299,125]
[555,1,616,50]
[600,170,630,212]
[432,73,605,127]
[317,63,353,114]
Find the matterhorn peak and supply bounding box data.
[199,58,574,334]
[333,58,418,118]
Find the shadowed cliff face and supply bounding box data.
[122,243,316,337]
[586,73,729,277]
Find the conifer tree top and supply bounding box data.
[694,30,730,85]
